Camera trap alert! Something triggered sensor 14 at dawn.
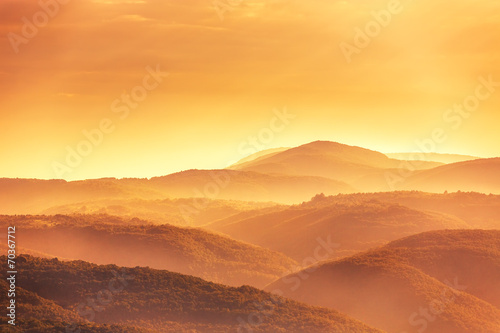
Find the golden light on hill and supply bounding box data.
[0,0,499,180]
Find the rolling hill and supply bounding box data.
[0,279,152,332]
[397,158,500,194]
[0,214,298,288]
[266,230,500,333]
[40,197,282,227]
[0,178,164,215]
[228,142,500,194]
[229,141,442,184]
[230,147,290,167]
[385,152,480,164]
[277,191,500,229]
[1,142,498,216]
[0,255,385,333]
[207,195,469,261]
[383,229,500,308]
[0,169,355,214]
[148,169,356,203]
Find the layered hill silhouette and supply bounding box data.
[42,191,500,234]
[230,147,290,166]
[397,158,500,193]
[229,141,442,184]
[386,152,479,164]
[384,229,500,308]
[229,141,500,194]
[1,142,499,215]
[41,197,282,227]
[314,191,500,229]
[0,178,164,215]
[0,214,298,288]
[207,195,469,260]
[1,140,499,332]
[0,169,354,213]
[0,280,151,332]
[148,169,355,203]
[0,255,384,333]
[0,279,83,325]
[266,230,500,333]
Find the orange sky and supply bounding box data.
[1,0,499,180]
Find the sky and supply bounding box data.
[1,0,499,180]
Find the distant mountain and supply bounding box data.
[149,169,355,203]
[0,255,384,333]
[207,195,469,260]
[0,169,355,213]
[266,230,500,333]
[0,177,164,214]
[229,141,442,191]
[230,147,290,167]
[1,142,498,216]
[0,214,298,288]
[398,158,500,194]
[228,142,500,194]
[386,152,480,164]
[231,141,442,176]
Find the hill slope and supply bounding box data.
[207,196,469,260]
[41,197,281,227]
[0,255,384,333]
[318,191,500,229]
[0,280,150,332]
[149,169,355,203]
[230,147,290,167]
[0,169,355,214]
[386,152,479,164]
[0,214,297,288]
[384,229,500,308]
[398,158,500,194]
[230,141,442,183]
[266,230,500,333]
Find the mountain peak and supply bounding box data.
[297,140,383,154]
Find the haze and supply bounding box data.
[1,0,500,180]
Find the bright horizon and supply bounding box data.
[1,0,499,181]
[0,140,491,182]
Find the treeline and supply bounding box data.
[0,255,381,333]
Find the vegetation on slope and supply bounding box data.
[0,255,384,333]
[0,214,297,288]
[208,196,469,260]
[266,230,500,333]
